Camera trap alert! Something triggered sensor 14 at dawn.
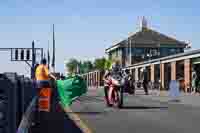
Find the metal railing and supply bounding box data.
[17,96,37,133]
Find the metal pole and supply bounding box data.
[10,48,13,61]
[41,48,44,60]
[31,40,35,79]
[52,24,56,72]
[129,38,132,66]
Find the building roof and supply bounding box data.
[123,49,200,69]
[106,27,188,53]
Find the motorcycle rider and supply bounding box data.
[103,59,123,105]
[110,60,122,78]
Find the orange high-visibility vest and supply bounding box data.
[38,88,52,112]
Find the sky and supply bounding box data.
[0,0,200,76]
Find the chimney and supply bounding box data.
[141,16,148,31]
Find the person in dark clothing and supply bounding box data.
[194,65,200,94]
[111,61,122,78]
[103,70,112,106]
[60,73,66,80]
[195,76,200,94]
[143,69,149,95]
[123,69,134,94]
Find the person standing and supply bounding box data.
[103,70,112,106]
[34,58,56,124]
[142,68,149,95]
[123,69,134,94]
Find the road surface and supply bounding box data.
[31,88,200,133]
[70,89,200,133]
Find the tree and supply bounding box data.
[66,57,112,75]
[93,57,107,71]
[81,61,94,73]
[65,58,79,75]
[104,59,113,70]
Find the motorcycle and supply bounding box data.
[122,73,135,95]
[104,74,123,108]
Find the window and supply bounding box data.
[160,48,170,56]
[169,48,176,53]
[134,48,144,56]
[126,47,129,56]
[118,49,122,57]
[176,48,184,53]
[150,49,159,56]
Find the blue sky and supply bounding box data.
[0,0,200,75]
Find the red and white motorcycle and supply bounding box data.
[104,74,123,108]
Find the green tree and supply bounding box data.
[93,57,107,71]
[66,58,112,75]
[65,58,79,75]
[81,61,94,73]
[104,59,113,70]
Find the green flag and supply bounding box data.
[56,75,87,108]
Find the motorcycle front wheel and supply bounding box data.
[104,87,112,107]
[113,87,123,108]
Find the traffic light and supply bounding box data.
[20,49,24,60]
[15,49,18,60]
[26,49,30,60]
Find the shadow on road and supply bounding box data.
[30,89,83,133]
[67,111,107,115]
[31,111,83,133]
[76,96,104,102]
[121,106,168,110]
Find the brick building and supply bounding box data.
[105,17,188,67]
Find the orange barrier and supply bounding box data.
[38,88,52,112]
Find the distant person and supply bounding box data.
[142,69,149,95]
[191,72,196,94]
[123,69,134,94]
[194,65,200,95]
[103,69,112,106]
[60,73,66,80]
[195,76,200,95]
